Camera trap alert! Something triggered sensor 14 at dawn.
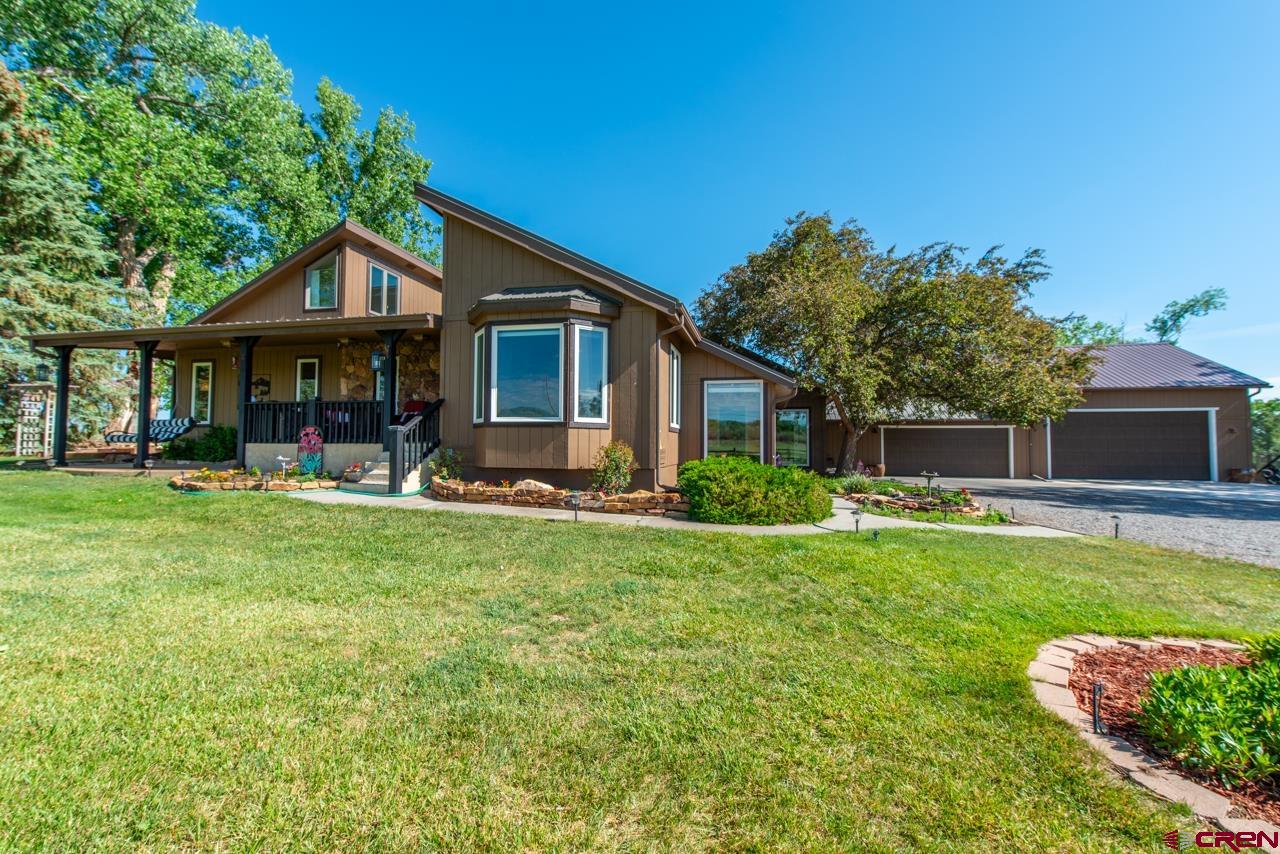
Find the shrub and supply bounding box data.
[831,473,874,495]
[429,448,463,481]
[1137,653,1280,788]
[677,457,832,525]
[592,440,637,494]
[1246,634,1280,663]
[163,425,237,462]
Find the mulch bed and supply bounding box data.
[1069,644,1279,824]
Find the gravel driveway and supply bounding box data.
[895,477,1280,568]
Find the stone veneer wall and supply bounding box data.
[337,337,440,404]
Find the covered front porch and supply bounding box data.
[28,313,444,483]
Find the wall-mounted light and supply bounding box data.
[371,350,385,372]
[35,363,50,382]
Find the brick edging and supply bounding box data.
[1029,635,1280,845]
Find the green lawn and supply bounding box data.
[1,472,1277,851]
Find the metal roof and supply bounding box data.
[474,285,621,306]
[1082,343,1269,389]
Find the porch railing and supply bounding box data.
[243,399,383,445]
[386,399,444,493]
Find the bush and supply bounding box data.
[1246,634,1280,663]
[677,457,832,525]
[162,425,237,462]
[592,440,637,495]
[825,473,874,495]
[429,448,463,481]
[1137,648,1280,788]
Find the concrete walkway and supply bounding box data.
[289,490,1076,538]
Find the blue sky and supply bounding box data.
[202,0,1280,396]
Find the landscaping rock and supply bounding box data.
[513,479,555,492]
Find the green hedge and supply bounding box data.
[162,425,237,463]
[1137,636,1280,787]
[677,456,832,525]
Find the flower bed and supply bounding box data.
[169,467,340,492]
[429,476,688,517]
[1069,642,1279,824]
[834,479,1011,524]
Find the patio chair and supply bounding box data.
[104,417,198,445]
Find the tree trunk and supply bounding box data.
[829,396,869,474]
[105,219,169,437]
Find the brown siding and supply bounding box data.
[206,242,440,324]
[439,216,662,486]
[677,346,784,467]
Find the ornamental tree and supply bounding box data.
[695,213,1094,472]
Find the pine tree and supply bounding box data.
[0,62,124,447]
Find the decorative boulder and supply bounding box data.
[513,479,555,492]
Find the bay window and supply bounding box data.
[573,325,608,423]
[704,380,764,461]
[472,329,485,422]
[490,324,563,421]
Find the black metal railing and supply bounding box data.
[386,399,444,493]
[244,399,383,445]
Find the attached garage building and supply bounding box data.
[833,343,1268,481]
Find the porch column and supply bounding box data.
[234,336,260,468]
[134,340,159,469]
[52,345,74,466]
[380,329,405,448]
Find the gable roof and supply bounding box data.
[1083,343,1269,389]
[416,184,796,388]
[191,219,442,325]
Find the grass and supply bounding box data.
[1,472,1277,851]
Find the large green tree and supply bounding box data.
[1253,399,1280,469]
[695,213,1094,472]
[1055,287,1227,346]
[0,63,124,446]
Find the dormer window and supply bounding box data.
[304,251,338,310]
[369,263,400,316]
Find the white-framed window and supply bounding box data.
[304,251,338,310]
[775,408,809,467]
[472,328,485,423]
[190,361,213,425]
[295,357,320,401]
[368,263,400,316]
[573,324,608,423]
[703,379,764,462]
[669,345,681,429]
[490,324,563,422]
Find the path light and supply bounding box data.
[143,458,155,478]
[570,490,580,522]
[1111,514,1121,539]
[1091,681,1108,734]
[852,506,862,534]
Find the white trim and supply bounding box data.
[703,379,765,462]
[490,323,564,423]
[1007,425,1015,479]
[295,357,320,401]
[1066,407,1219,413]
[190,360,213,425]
[472,328,485,423]
[669,345,681,429]
[1044,417,1053,480]
[1054,407,1220,482]
[367,262,401,317]
[303,250,339,310]
[572,324,609,423]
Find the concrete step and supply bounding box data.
[339,480,390,495]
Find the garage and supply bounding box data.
[882,426,1012,478]
[1050,409,1212,481]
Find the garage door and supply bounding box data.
[883,428,1010,478]
[1051,411,1209,480]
